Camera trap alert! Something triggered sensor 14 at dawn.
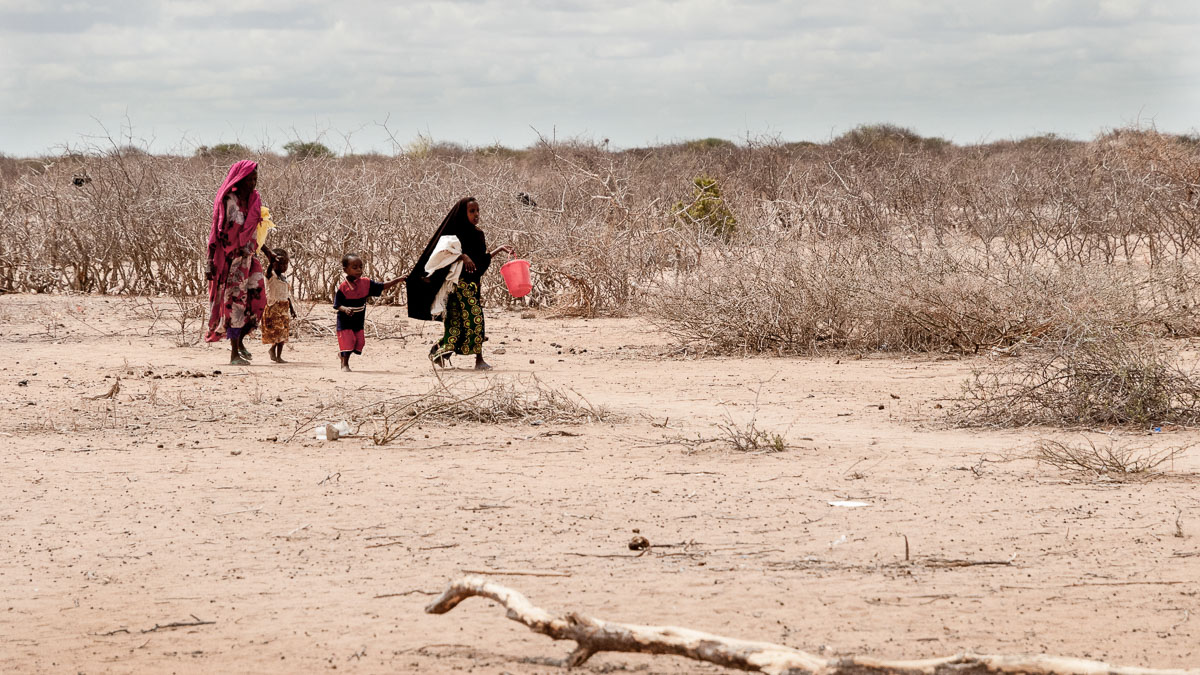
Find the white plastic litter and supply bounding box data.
[828,500,871,508]
[314,421,354,441]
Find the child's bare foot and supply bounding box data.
[271,354,286,363]
[340,364,351,372]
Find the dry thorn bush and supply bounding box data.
[1,125,1197,346]
[130,296,206,346]
[714,414,788,453]
[1031,437,1189,479]
[363,374,616,446]
[650,239,1198,355]
[955,328,1200,428]
[714,381,790,452]
[664,381,792,453]
[424,376,612,425]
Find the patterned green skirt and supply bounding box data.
[437,281,485,356]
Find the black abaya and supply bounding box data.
[406,197,491,321]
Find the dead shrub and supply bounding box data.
[648,240,845,354]
[650,236,1196,355]
[131,295,207,346]
[425,375,613,425]
[364,375,616,445]
[1031,437,1188,478]
[956,329,1200,428]
[664,381,792,453]
[1,125,1197,329]
[714,413,788,453]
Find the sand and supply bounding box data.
[1,294,1198,674]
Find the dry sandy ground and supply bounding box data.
[1,294,1198,674]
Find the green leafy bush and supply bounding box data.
[673,175,736,238]
[834,123,948,153]
[683,138,736,152]
[283,141,335,159]
[195,143,252,159]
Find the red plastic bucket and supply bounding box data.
[500,259,532,298]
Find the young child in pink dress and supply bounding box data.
[333,254,404,371]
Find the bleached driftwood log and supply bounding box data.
[425,576,1199,675]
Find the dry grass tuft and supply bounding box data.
[364,375,616,446]
[425,375,614,425]
[714,415,788,453]
[1031,437,1188,478]
[955,328,1200,428]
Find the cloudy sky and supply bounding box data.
[1,0,1197,155]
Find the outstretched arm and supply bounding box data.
[381,276,407,291]
[489,244,515,257]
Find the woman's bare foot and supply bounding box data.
[475,355,492,370]
[270,354,286,363]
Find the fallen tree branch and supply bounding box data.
[375,589,439,599]
[140,614,214,633]
[460,568,571,578]
[914,557,1013,568]
[425,576,1199,675]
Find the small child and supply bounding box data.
[261,247,296,363]
[334,253,405,371]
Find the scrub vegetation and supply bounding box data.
[2,124,1198,359]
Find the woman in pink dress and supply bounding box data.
[204,160,277,365]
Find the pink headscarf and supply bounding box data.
[208,160,262,253]
[207,161,262,284]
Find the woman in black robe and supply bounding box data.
[407,197,513,369]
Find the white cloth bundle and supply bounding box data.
[424,235,463,319]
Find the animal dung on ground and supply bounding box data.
[628,536,650,551]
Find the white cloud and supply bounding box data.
[0,0,1197,155]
